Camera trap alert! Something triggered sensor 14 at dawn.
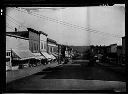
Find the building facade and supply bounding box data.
[6,34,29,51]
[28,28,40,53]
[122,36,125,55]
[47,38,58,55]
[39,31,48,52]
[107,44,117,54]
[6,31,35,70]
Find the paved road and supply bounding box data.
[6,60,126,91]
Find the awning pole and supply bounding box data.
[10,49,12,70]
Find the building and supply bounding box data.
[6,28,49,70]
[122,36,125,55]
[6,31,35,70]
[110,44,117,53]
[57,43,63,64]
[117,46,123,64]
[6,32,29,51]
[38,30,53,63]
[27,28,40,53]
[39,31,48,52]
[28,28,54,64]
[65,46,72,58]
[122,36,125,65]
[47,38,57,54]
[7,28,42,53]
[47,38,57,60]
[107,44,117,54]
[117,46,122,56]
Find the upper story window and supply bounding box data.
[6,52,10,56]
[33,42,39,53]
[44,42,47,50]
[51,47,53,53]
[41,42,44,49]
[48,46,50,53]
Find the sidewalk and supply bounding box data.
[97,62,125,75]
[6,62,60,83]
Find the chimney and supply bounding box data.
[15,28,17,32]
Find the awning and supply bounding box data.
[33,53,46,60]
[50,54,56,59]
[12,49,35,60]
[52,53,58,57]
[40,51,52,59]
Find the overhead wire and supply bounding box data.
[15,7,123,45]
[6,25,14,31]
[18,7,123,38]
[6,23,14,29]
[9,7,123,39]
[6,14,27,30]
[14,8,90,30]
[88,28,122,38]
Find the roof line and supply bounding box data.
[6,33,29,40]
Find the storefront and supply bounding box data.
[8,49,36,70]
[33,53,46,65]
[40,51,53,64]
[50,54,56,60]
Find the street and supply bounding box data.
[6,60,126,91]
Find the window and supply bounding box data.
[33,43,36,52]
[49,46,51,53]
[51,47,52,53]
[34,43,39,53]
[37,44,39,52]
[54,47,57,53]
[52,47,54,53]
[6,52,10,56]
[44,42,47,50]
[41,42,43,49]
[31,43,33,52]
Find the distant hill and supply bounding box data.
[70,46,90,53]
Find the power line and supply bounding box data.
[10,7,123,38]
[7,19,27,31]
[14,7,89,30]
[88,28,122,38]
[6,23,14,29]
[6,25,14,31]
[18,7,122,38]
[6,15,27,30]
[7,17,21,26]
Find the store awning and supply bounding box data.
[12,49,35,60]
[50,54,56,59]
[33,53,46,60]
[40,51,52,59]
[52,53,58,57]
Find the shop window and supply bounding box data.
[44,42,47,50]
[33,43,36,53]
[31,44,33,52]
[51,47,52,53]
[52,47,54,53]
[41,42,43,49]
[49,46,51,53]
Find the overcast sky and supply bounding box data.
[6,6,125,46]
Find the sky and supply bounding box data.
[6,6,125,46]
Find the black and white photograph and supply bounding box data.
[5,5,125,92]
